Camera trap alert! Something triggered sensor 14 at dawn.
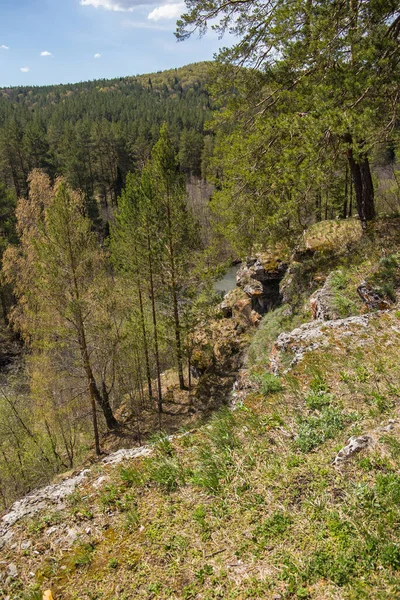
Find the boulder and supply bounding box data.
[357,281,392,311]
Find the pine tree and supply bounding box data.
[149,123,200,390]
[3,171,119,455]
[177,1,400,226]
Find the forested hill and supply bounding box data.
[0,62,213,204]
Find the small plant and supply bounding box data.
[304,390,334,410]
[329,270,359,317]
[260,411,285,428]
[207,407,239,450]
[100,484,120,510]
[254,511,292,547]
[120,465,144,487]
[195,564,214,584]
[296,407,349,452]
[370,253,399,302]
[147,582,163,594]
[146,434,185,492]
[193,505,211,540]
[108,557,119,569]
[191,447,226,493]
[124,503,140,530]
[71,542,95,569]
[309,373,328,393]
[251,371,283,395]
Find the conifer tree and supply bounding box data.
[177,1,400,227]
[3,171,119,455]
[149,123,199,390]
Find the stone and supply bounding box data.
[309,272,343,321]
[102,446,152,465]
[334,435,373,466]
[7,563,18,579]
[357,281,392,311]
[92,475,108,489]
[20,540,31,550]
[236,254,287,316]
[65,528,79,546]
[272,313,376,371]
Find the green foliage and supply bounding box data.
[177,0,399,250]
[329,270,360,317]
[252,372,283,396]
[146,433,186,492]
[191,408,240,493]
[0,63,213,226]
[304,390,334,411]
[70,542,96,569]
[295,407,350,453]
[254,511,292,548]
[369,253,400,302]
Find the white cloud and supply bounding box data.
[20,67,30,73]
[0,45,9,50]
[81,0,183,12]
[94,53,102,58]
[148,2,184,21]
[40,50,53,57]
[80,0,137,11]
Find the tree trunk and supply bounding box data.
[166,203,185,390]
[345,135,376,224]
[315,190,322,222]
[146,231,163,428]
[343,163,349,219]
[137,281,153,400]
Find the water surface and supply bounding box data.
[214,265,239,294]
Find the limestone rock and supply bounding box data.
[334,435,373,466]
[7,563,17,579]
[236,254,287,315]
[310,272,342,321]
[272,313,375,371]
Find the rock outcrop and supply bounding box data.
[220,253,287,330]
[271,312,380,373]
[309,272,342,321]
[357,281,393,311]
[236,254,287,316]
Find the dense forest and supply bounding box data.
[0,62,212,206]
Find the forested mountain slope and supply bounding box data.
[0,62,213,204]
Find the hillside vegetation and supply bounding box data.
[0,62,213,206]
[1,218,400,599]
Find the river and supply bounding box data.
[214,264,239,295]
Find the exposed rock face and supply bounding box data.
[271,313,378,372]
[236,254,287,317]
[219,254,287,331]
[310,272,342,321]
[0,445,154,550]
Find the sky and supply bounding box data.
[0,0,227,87]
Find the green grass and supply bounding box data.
[3,244,400,600]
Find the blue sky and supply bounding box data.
[0,0,226,87]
